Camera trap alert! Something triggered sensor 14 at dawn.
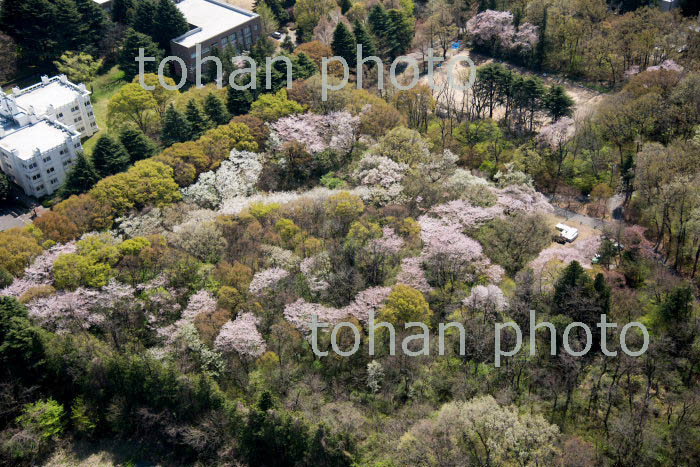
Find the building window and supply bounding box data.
[74,144,80,148]
[91,122,97,127]
[57,112,64,118]
[87,111,93,116]
[35,185,44,191]
[60,150,65,155]
[74,116,82,122]
[78,127,85,132]
[222,37,228,45]
[211,41,218,49]
[43,156,51,163]
[31,174,40,180]
[50,178,58,185]
[46,167,55,174]
[28,162,37,169]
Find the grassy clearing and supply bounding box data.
[82,66,126,154]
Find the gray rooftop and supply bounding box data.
[0,119,76,161]
[173,0,258,48]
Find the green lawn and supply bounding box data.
[81,66,126,154]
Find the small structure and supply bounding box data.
[555,223,579,243]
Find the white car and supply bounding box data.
[555,223,579,243]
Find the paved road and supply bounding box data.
[0,193,39,231]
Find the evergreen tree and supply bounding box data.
[331,22,356,67]
[544,85,574,121]
[250,37,276,67]
[227,80,254,116]
[153,0,189,50]
[161,104,192,146]
[111,0,135,24]
[534,6,549,70]
[293,52,318,79]
[203,93,231,126]
[118,28,162,80]
[281,35,295,52]
[185,99,212,140]
[91,135,131,177]
[0,0,56,63]
[74,0,109,56]
[340,0,352,14]
[368,4,389,41]
[59,152,100,197]
[353,19,376,59]
[54,0,84,53]
[119,127,158,162]
[132,0,157,35]
[385,10,412,60]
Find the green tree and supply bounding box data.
[293,52,318,79]
[340,0,352,14]
[16,399,65,440]
[53,51,103,84]
[368,4,389,41]
[132,0,157,35]
[203,93,231,126]
[91,134,131,177]
[331,22,357,67]
[108,82,161,133]
[185,99,212,140]
[74,0,109,55]
[111,0,134,24]
[379,284,432,326]
[385,10,413,60]
[0,172,9,201]
[0,0,61,63]
[249,89,304,122]
[119,127,158,162]
[0,297,44,377]
[153,0,189,49]
[161,104,192,146]
[227,84,254,116]
[59,152,100,197]
[281,35,295,52]
[353,19,377,59]
[118,28,162,81]
[544,85,574,121]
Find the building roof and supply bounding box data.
[12,77,88,116]
[173,0,258,48]
[0,119,76,161]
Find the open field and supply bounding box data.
[82,66,126,154]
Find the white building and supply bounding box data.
[0,75,94,198]
[9,75,98,139]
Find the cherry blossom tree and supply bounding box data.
[249,267,291,296]
[396,257,432,293]
[0,242,77,298]
[284,286,392,332]
[181,289,217,321]
[537,117,575,150]
[214,312,267,358]
[464,284,509,318]
[27,288,102,333]
[466,10,539,53]
[530,235,602,274]
[269,111,360,155]
[181,150,263,209]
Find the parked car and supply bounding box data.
[271,31,283,40]
[555,223,579,243]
